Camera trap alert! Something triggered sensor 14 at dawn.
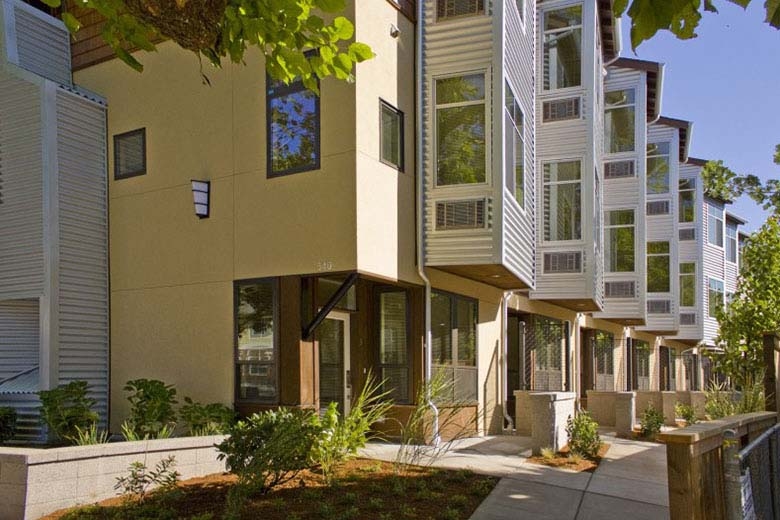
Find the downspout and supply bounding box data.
[415,0,439,447]
[501,291,517,432]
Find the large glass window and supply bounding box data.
[708,278,724,318]
[605,209,635,272]
[504,83,525,207]
[646,142,670,194]
[679,178,696,223]
[726,222,738,262]
[708,205,724,247]
[432,291,478,402]
[604,89,635,153]
[632,339,650,390]
[267,75,320,176]
[236,280,278,402]
[377,290,410,403]
[436,74,486,186]
[380,100,404,171]
[647,241,670,293]
[543,6,582,90]
[680,262,696,307]
[543,161,582,241]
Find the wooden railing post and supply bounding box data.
[722,429,742,520]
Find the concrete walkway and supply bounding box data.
[361,432,669,520]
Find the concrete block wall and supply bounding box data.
[529,392,575,454]
[514,391,533,435]
[0,435,227,519]
[635,391,663,417]
[585,391,617,426]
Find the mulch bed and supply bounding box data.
[526,443,610,473]
[43,459,498,520]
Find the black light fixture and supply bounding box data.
[191,180,210,219]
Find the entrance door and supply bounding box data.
[318,311,351,415]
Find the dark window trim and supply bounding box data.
[113,128,146,180]
[375,286,412,404]
[431,289,479,404]
[379,99,405,172]
[265,73,321,178]
[233,277,280,405]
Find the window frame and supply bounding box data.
[542,5,584,92]
[726,222,738,263]
[679,262,696,308]
[708,205,724,248]
[431,290,479,404]
[647,241,671,294]
[604,89,636,154]
[234,278,280,405]
[375,286,412,404]
[379,99,404,172]
[605,209,635,273]
[543,159,583,242]
[646,142,671,195]
[504,81,525,208]
[678,178,696,223]
[434,71,489,187]
[708,278,724,318]
[266,73,321,178]
[113,128,147,180]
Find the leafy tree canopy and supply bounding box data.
[44,0,373,90]
[614,0,780,50]
[701,144,780,214]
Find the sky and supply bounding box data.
[620,2,780,232]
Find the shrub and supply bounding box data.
[216,408,320,518]
[123,379,177,439]
[675,402,698,426]
[311,375,392,483]
[114,455,180,503]
[71,422,110,445]
[179,397,235,436]
[565,411,601,458]
[639,404,664,439]
[705,381,738,419]
[0,407,17,444]
[38,381,98,444]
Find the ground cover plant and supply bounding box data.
[675,402,698,426]
[639,405,664,440]
[44,459,497,520]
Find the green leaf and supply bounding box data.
[114,47,144,72]
[40,0,61,7]
[766,0,780,28]
[348,42,374,62]
[332,17,354,40]
[61,12,81,33]
[726,0,751,7]
[613,0,629,16]
[316,0,347,13]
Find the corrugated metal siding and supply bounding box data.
[502,0,535,287]
[702,198,725,343]
[423,3,498,266]
[0,299,39,381]
[0,74,44,297]
[6,0,72,85]
[55,88,109,425]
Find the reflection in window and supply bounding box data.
[605,210,635,272]
[708,205,724,247]
[378,290,409,403]
[646,143,670,194]
[236,280,277,401]
[436,74,486,186]
[543,161,582,241]
[726,223,738,262]
[504,83,525,206]
[432,291,478,402]
[543,6,582,90]
[267,76,320,176]
[604,90,635,153]
[708,278,724,318]
[679,178,696,223]
[380,101,404,171]
[680,262,696,307]
[647,241,670,293]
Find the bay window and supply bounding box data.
[605,209,635,272]
[436,74,486,186]
[646,143,670,194]
[679,178,696,223]
[708,278,724,318]
[543,6,582,91]
[504,83,525,206]
[604,89,635,153]
[680,262,696,307]
[708,205,724,247]
[647,241,670,293]
[726,222,738,262]
[543,161,582,241]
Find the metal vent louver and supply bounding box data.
[604,160,635,179]
[605,281,635,298]
[646,200,670,215]
[647,300,671,314]
[435,199,486,231]
[679,228,696,241]
[437,0,484,19]
[680,313,696,325]
[543,252,582,273]
[6,2,72,85]
[542,98,581,122]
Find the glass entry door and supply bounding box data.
[318,311,351,415]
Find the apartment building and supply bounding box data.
[0,0,747,442]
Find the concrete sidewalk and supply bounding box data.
[361,433,669,520]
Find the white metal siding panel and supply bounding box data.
[0,74,44,297]
[0,299,39,380]
[423,3,498,266]
[54,88,108,424]
[501,0,535,287]
[6,0,72,85]
[702,198,725,343]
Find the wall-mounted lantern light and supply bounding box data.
[191,180,210,219]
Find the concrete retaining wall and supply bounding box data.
[635,391,663,416]
[0,435,227,520]
[585,391,617,426]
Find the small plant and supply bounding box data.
[540,446,555,460]
[441,508,460,520]
[705,381,738,419]
[71,422,110,445]
[123,379,178,439]
[179,397,235,436]
[449,494,468,507]
[368,497,384,510]
[565,411,601,458]
[568,452,584,465]
[639,404,664,439]
[0,407,17,444]
[675,402,698,426]
[216,408,320,518]
[114,455,180,503]
[38,381,98,444]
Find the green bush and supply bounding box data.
[179,397,235,436]
[123,379,177,439]
[0,407,17,444]
[38,381,98,444]
[639,404,664,439]
[311,375,392,483]
[675,402,698,426]
[565,411,601,458]
[114,455,180,503]
[705,381,738,419]
[216,408,320,518]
